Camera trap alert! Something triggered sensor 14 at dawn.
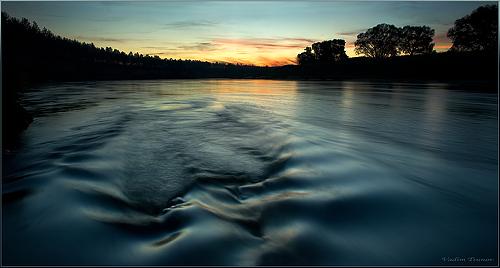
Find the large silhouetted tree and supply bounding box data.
[297,39,347,65]
[311,39,348,63]
[447,5,498,52]
[297,47,315,65]
[399,26,435,55]
[355,24,401,58]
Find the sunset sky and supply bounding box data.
[2,1,493,66]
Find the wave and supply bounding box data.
[3,80,497,265]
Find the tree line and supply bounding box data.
[298,4,497,64]
[1,11,268,90]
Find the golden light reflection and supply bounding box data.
[338,81,357,126]
[421,87,448,147]
[340,82,355,109]
[208,79,298,95]
[207,79,300,117]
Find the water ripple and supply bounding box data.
[3,80,497,265]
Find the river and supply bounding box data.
[2,79,498,265]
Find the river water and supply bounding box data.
[2,80,498,265]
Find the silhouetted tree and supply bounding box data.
[447,5,498,52]
[399,26,435,55]
[311,39,348,63]
[355,23,401,58]
[297,47,315,65]
[297,39,347,65]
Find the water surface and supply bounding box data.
[3,80,498,265]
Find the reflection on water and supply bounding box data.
[2,80,498,265]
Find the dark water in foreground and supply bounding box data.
[2,80,498,265]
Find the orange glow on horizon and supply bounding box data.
[6,1,479,67]
[86,38,452,67]
[434,44,452,51]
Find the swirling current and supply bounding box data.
[2,80,498,265]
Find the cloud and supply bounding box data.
[432,32,452,51]
[256,56,296,66]
[282,37,317,43]
[212,37,317,50]
[136,36,319,66]
[337,28,367,37]
[177,42,218,51]
[75,35,143,43]
[163,20,217,29]
[142,42,219,53]
[433,32,450,43]
[141,46,171,49]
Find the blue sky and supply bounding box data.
[1,1,494,66]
